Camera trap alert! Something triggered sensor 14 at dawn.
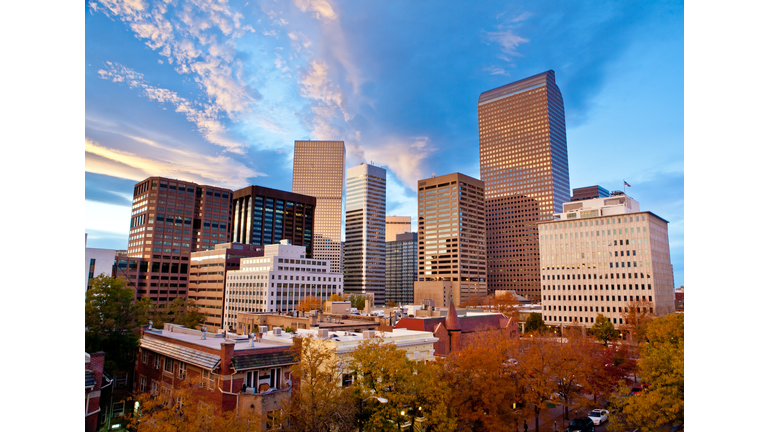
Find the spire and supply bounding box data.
[445,300,461,331]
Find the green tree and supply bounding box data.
[348,294,367,310]
[607,313,684,432]
[591,314,619,345]
[524,312,545,334]
[85,275,146,373]
[169,297,206,329]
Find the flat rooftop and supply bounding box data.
[145,327,291,351]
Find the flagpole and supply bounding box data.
[623,180,625,194]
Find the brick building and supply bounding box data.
[135,323,297,422]
[85,352,106,432]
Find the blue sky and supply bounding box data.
[85,0,683,285]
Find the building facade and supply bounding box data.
[571,185,610,202]
[385,216,412,242]
[85,233,116,291]
[538,194,675,328]
[230,185,316,256]
[414,173,487,306]
[385,232,417,305]
[188,242,264,332]
[121,177,233,307]
[223,240,343,330]
[292,140,346,274]
[344,164,386,306]
[478,70,570,302]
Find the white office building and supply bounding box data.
[223,240,343,330]
[85,233,116,291]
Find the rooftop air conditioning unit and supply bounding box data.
[246,387,255,394]
[274,327,282,336]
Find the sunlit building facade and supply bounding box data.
[478,70,570,302]
[292,140,346,274]
[344,164,386,306]
[385,216,412,242]
[414,173,487,306]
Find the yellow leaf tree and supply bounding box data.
[296,295,323,313]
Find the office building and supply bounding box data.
[85,233,116,291]
[188,242,264,332]
[478,70,571,302]
[344,163,386,306]
[385,216,412,241]
[385,232,417,305]
[231,185,316,255]
[223,240,343,330]
[413,173,487,307]
[538,193,675,328]
[121,177,233,307]
[571,185,610,202]
[292,140,346,274]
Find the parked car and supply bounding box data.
[565,417,595,432]
[587,409,609,425]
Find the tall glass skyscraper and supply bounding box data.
[344,163,386,306]
[292,140,346,274]
[478,70,570,302]
[385,232,417,305]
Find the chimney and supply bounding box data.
[88,352,106,392]
[318,329,329,339]
[220,340,236,376]
[363,330,376,339]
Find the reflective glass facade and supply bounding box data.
[478,70,570,302]
[385,232,417,305]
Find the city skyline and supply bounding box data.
[85,0,684,285]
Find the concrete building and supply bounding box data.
[478,70,571,302]
[135,323,296,424]
[230,186,316,256]
[571,185,610,202]
[385,232,417,306]
[538,193,675,328]
[121,177,233,308]
[85,233,116,291]
[235,311,380,335]
[292,140,346,274]
[344,164,386,306]
[414,173,487,307]
[223,240,343,330]
[385,216,412,242]
[395,301,518,357]
[189,242,264,332]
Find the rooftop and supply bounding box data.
[144,324,291,351]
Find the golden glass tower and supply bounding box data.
[478,70,570,302]
[292,140,346,274]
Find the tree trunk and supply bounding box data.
[535,406,540,432]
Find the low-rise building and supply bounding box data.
[223,240,343,331]
[235,311,380,335]
[85,352,106,432]
[135,323,297,422]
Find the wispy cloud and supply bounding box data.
[483,66,508,75]
[294,0,338,22]
[484,28,529,62]
[348,136,437,190]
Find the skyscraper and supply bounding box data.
[413,173,487,307]
[385,232,417,305]
[478,70,570,302]
[385,216,412,242]
[292,140,346,274]
[344,163,386,306]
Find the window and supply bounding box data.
[178,362,187,379]
[164,357,174,373]
[112,402,125,418]
[139,376,146,392]
[151,380,159,394]
[142,350,148,364]
[154,355,161,370]
[115,372,128,388]
[201,370,214,390]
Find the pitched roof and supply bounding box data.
[231,351,297,371]
[445,301,461,331]
[140,337,221,370]
[85,370,96,388]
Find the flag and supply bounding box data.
[624,181,631,187]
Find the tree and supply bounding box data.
[621,298,656,346]
[129,377,263,431]
[169,297,206,329]
[444,330,522,431]
[524,313,545,334]
[279,336,355,432]
[386,300,398,307]
[549,330,593,422]
[591,314,619,345]
[348,294,367,310]
[582,343,636,404]
[85,275,146,373]
[517,336,559,432]
[297,295,323,313]
[607,313,684,432]
[489,291,520,320]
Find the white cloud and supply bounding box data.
[483,66,508,75]
[294,0,338,21]
[348,136,437,191]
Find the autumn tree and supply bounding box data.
[348,293,367,310]
[443,330,523,432]
[489,291,520,320]
[582,343,636,403]
[524,313,545,334]
[517,336,559,432]
[590,314,619,345]
[607,313,684,432]
[279,336,355,432]
[386,300,398,307]
[296,295,323,313]
[129,377,262,432]
[621,298,656,346]
[85,275,147,373]
[550,329,592,421]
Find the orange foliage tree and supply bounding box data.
[296,295,322,313]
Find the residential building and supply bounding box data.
[292,140,346,274]
[385,216,412,241]
[395,301,518,357]
[231,185,316,256]
[385,232,417,305]
[571,185,610,202]
[135,323,297,423]
[538,193,675,328]
[85,352,106,432]
[85,233,116,291]
[223,240,343,331]
[189,242,264,332]
[344,163,386,306]
[235,312,379,335]
[414,173,487,307]
[120,177,233,307]
[478,70,571,302]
